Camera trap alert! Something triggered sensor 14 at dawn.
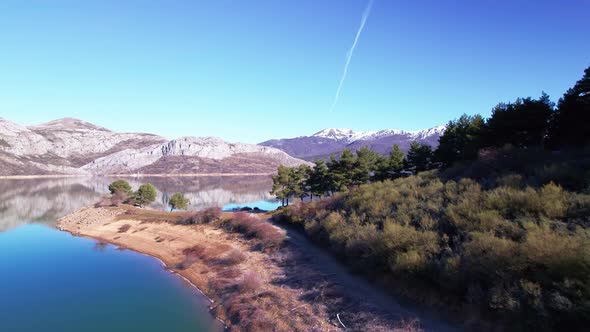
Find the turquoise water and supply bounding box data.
[222,199,281,211]
[0,224,223,332]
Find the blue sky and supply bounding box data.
[0,0,588,143]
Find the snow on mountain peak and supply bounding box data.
[312,126,445,143]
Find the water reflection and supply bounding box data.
[0,176,277,232]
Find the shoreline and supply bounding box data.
[58,228,227,328]
[56,205,456,332]
[56,220,229,330]
[57,206,339,331]
[0,173,273,180]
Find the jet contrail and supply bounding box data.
[329,0,374,112]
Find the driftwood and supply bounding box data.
[337,313,346,329]
[289,304,306,312]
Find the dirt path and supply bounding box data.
[58,205,461,331]
[276,221,461,332]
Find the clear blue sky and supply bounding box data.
[0,0,588,143]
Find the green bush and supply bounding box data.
[273,159,590,330]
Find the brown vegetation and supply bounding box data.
[225,212,286,250]
[58,204,425,331]
[117,224,131,233]
[177,207,222,225]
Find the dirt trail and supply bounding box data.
[276,222,461,332]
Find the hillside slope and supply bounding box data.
[0,118,308,176]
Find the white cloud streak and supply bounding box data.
[329,0,375,112]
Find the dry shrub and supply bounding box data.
[392,319,423,332]
[228,213,285,249]
[111,190,130,206]
[225,296,273,332]
[179,207,222,225]
[118,224,131,233]
[176,244,207,269]
[223,248,247,266]
[95,190,130,208]
[239,271,262,293]
[217,267,242,279]
[209,278,237,294]
[95,196,112,208]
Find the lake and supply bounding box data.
[0,176,278,331]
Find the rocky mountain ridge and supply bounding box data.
[0,118,307,176]
[260,125,446,161]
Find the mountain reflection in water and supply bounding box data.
[0,176,277,232]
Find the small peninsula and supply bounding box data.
[58,205,437,332]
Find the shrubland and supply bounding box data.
[274,153,590,330]
[269,65,590,329]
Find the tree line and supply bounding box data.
[272,65,590,204]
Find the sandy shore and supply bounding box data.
[57,205,452,332]
[57,206,337,332]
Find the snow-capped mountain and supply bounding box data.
[313,126,446,143]
[260,125,446,161]
[0,118,308,176]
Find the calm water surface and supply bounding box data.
[0,176,278,331]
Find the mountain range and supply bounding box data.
[259,126,445,161]
[0,118,445,176]
[0,118,306,176]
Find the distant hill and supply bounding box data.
[0,118,308,176]
[259,126,445,161]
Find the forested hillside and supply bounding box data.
[271,66,590,330]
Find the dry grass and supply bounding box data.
[222,248,247,266]
[239,271,262,293]
[392,319,423,332]
[226,212,285,249]
[114,204,189,223]
[177,207,222,224]
[60,205,422,332]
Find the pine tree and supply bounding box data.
[271,165,292,206]
[435,114,485,167]
[376,144,405,180]
[168,192,189,211]
[134,183,157,207]
[405,141,434,173]
[308,160,330,198]
[547,66,590,148]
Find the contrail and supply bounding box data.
[329,0,375,112]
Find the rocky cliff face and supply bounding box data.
[81,136,307,175]
[0,118,308,176]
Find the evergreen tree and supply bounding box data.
[134,183,157,207]
[435,114,485,167]
[108,179,132,195]
[405,141,434,173]
[328,149,356,191]
[271,165,292,206]
[485,93,554,149]
[168,192,189,211]
[291,165,310,201]
[308,160,330,198]
[547,66,590,148]
[376,144,405,180]
[353,146,380,185]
